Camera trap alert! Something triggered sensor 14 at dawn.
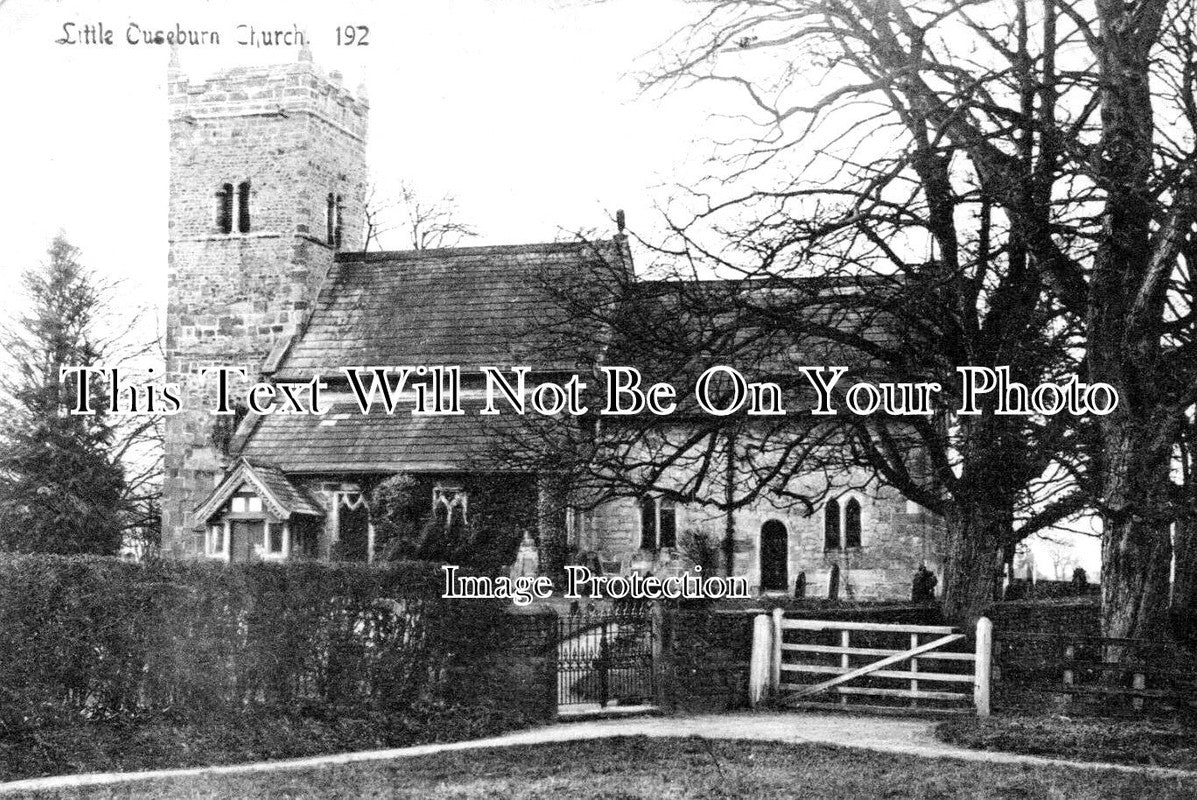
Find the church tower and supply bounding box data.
[163,49,369,555]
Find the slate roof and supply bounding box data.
[269,239,628,381]
[232,238,904,473]
[605,274,904,388]
[236,400,533,474]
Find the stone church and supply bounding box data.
[163,51,945,599]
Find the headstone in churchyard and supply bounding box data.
[510,530,539,579]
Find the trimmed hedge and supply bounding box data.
[0,555,531,735]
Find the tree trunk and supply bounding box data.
[1094,423,1176,641]
[1172,517,1197,613]
[1101,513,1173,641]
[1171,517,1197,646]
[940,505,1007,626]
[536,472,568,583]
[1085,0,1177,644]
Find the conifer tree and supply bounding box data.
[0,235,125,554]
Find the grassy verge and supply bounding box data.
[10,736,1197,799]
[0,703,536,784]
[937,714,1197,770]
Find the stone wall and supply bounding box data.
[583,473,945,601]
[163,53,368,555]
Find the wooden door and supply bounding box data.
[230,521,263,563]
[760,520,789,591]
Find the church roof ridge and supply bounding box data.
[334,238,621,263]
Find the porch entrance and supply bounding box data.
[336,502,370,561]
[229,521,263,563]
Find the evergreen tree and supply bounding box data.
[0,235,125,554]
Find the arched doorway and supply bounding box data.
[760,520,789,591]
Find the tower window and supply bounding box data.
[326,193,344,248]
[216,183,233,234]
[334,194,344,249]
[326,193,336,245]
[237,181,252,233]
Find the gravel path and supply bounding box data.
[1,711,1192,795]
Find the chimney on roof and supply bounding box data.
[616,209,626,233]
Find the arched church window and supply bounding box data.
[432,485,468,525]
[659,499,677,549]
[845,498,862,548]
[639,496,678,551]
[237,181,251,233]
[639,496,657,550]
[823,498,841,551]
[216,183,233,233]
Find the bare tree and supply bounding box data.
[1039,536,1080,581]
[1079,0,1197,642]
[512,235,1083,623]
[602,0,1197,637]
[362,182,479,252]
[501,0,1090,622]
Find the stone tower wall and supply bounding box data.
[163,54,368,555]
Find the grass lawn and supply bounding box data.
[938,714,1197,770]
[11,736,1197,800]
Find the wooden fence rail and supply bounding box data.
[991,631,1197,715]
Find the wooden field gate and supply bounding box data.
[748,610,992,715]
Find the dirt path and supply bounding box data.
[1,711,1192,795]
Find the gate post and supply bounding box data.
[650,601,670,710]
[598,620,610,708]
[748,613,772,707]
[771,607,784,694]
[546,611,561,720]
[974,616,992,717]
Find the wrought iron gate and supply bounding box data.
[556,608,654,708]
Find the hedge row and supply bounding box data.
[0,555,523,733]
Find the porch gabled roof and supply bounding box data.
[192,458,324,526]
